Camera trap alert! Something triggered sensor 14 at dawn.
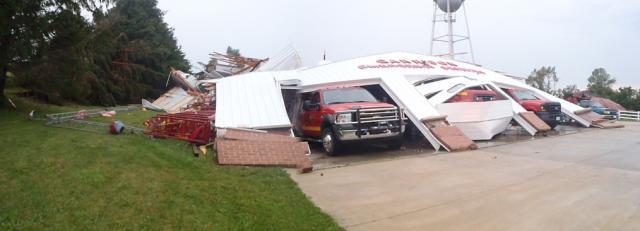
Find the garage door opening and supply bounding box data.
[280,84,442,169]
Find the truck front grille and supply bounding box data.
[543,102,561,112]
[357,107,400,123]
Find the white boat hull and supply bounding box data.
[436,101,513,140]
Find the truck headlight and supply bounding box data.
[336,113,352,124]
[540,105,546,112]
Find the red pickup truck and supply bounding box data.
[297,87,404,155]
[503,88,562,128]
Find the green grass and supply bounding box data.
[86,109,158,129]
[0,94,341,230]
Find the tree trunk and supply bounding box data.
[0,2,8,106]
[0,56,9,108]
[0,32,8,107]
[0,65,6,107]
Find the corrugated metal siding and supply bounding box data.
[215,73,291,129]
[151,87,196,113]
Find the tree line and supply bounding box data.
[0,0,189,106]
[526,67,640,111]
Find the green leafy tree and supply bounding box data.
[89,0,190,104]
[561,84,579,99]
[0,0,104,106]
[526,66,558,93]
[226,46,241,56]
[587,68,616,97]
[7,0,189,105]
[610,87,640,111]
[18,9,96,104]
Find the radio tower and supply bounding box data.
[429,0,475,63]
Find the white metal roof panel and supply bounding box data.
[151,87,196,113]
[279,51,589,126]
[215,72,291,129]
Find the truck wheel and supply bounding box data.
[321,128,341,156]
[387,138,403,150]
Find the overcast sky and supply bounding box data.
[157,0,639,89]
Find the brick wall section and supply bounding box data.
[597,121,624,129]
[573,110,623,129]
[215,129,313,173]
[519,112,551,132]
[429,125,478,152]
[575,110,606,125]
[222,129,299,142]
[264,128,293,136]
[422,117,477,152]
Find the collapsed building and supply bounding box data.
[143,45,302,113]
[215,52,616,149]
[144,51,622,172]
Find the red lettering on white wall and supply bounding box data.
[358,58,485,75]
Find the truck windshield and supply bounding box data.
[323,88,378,105]
[512,90,538,100]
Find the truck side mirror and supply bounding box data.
[303,100,320,111]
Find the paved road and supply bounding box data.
[289,122,640,231]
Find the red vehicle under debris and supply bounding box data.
[297,87,404,155]
[446,89,503,103]
[502,88,562,128]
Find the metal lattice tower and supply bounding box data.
[429,0,475,63]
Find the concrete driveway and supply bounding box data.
[289,122,640,231]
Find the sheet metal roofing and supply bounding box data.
[215,72,291,129]
[275,51,583,112]
[151,87,195,113]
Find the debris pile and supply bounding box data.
[204,52,267,76]
[575,109,625,129]
[144,110,215,145]
[142,70,214,113]
[142,87,197,113]
[140,47,310,172]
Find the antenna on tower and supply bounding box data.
[429,0,475,63]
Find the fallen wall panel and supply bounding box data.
[423,117,478,152]
[519,112,551,132]
[215,73,292,130]
[215,129,312,173]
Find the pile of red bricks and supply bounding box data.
[215,128,313,173]
[422,116,478,152]
[597,121,625,129]
[573,109,624,129]
[429,126,478,152]
[575,109,607,125]
[519,111,551,132]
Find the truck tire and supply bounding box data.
[321,128,341,156]
[387,138,403,150]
